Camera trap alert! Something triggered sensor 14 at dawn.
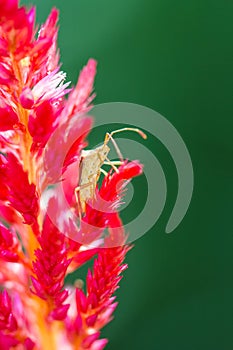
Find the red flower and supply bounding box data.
[4,153,39,225]
[0,290,35,349]
[0,1,144,349]
[0,290,18,332]
[76,161,143,246]
[0,223,19,262]
[31,215,71,320]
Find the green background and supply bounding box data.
[22,1,233,349]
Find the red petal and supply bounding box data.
[82,332,100,349]
[0,106,19,131]
[90,339,108,350]
[50,304,69,320]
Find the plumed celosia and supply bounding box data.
[0,1,144,349]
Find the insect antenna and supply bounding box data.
[104,127,147,161]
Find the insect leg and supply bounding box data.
[97,151,107,165]
[100,168,108,177]
[87,173,98,202]
[96,149,119,174]
[104,132,123,161]
[105,156,119,173]
[103,160,123,166]
[74,186,84,220]
[75,177,96,217]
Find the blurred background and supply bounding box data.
[22,1,233,349]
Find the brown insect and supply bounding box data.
[74,127,147,217]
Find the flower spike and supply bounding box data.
[0,1,144,349]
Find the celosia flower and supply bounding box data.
[0,1,144,349]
